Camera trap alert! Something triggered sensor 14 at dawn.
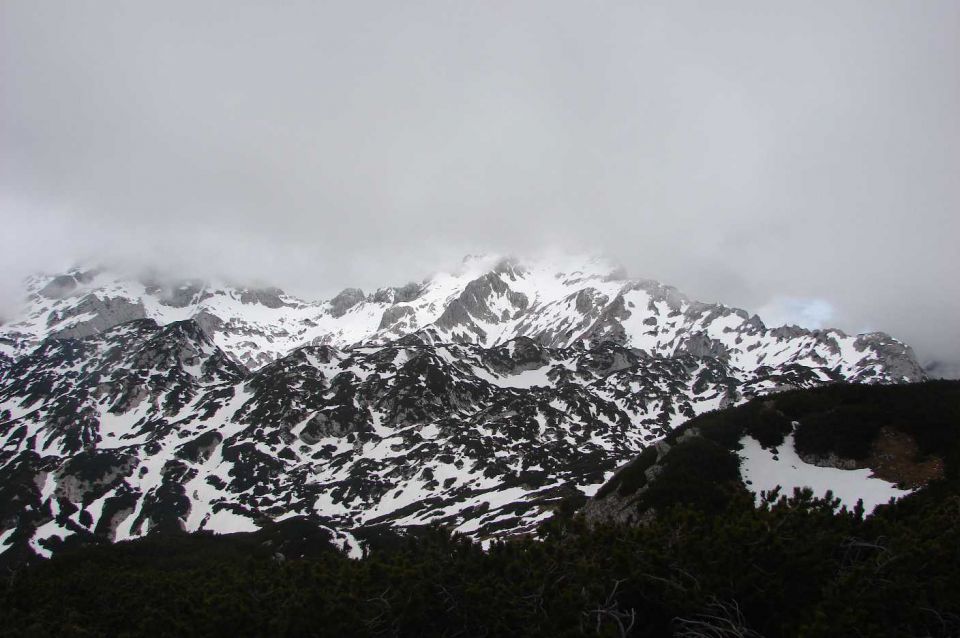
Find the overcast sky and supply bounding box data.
[1,1,958,368]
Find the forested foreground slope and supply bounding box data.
[1,381,958,637]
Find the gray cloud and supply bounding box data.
[2,1,958,368]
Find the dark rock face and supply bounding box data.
[392,282,423,303]
[50,295,147,340]
[192,310,225,337]
[433,273,529,342]
[301,410,363,441]
[239,287,286,309]
[435,299,474,332]
[130,459,194,534]
[137,277,212,308]
[329,288,365,317]
[854,334,925,381]
[175,431,223,464]
[378,305,415,331]
[582,294,631,346]
[55,450,139,503]
[39,275,79,300]
[161,282,208,308]
[372,282,423,304]
[680,332,729,360]
[370,289,394,304]
[575,288,607,314]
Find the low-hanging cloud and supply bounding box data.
[1,1,958,369]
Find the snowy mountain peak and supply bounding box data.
[0,255,924,382]
[0,254,928,561]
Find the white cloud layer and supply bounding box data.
[1,1,958,368]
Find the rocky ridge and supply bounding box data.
[0,255,925,562]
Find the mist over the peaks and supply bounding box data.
[1,1,958,369]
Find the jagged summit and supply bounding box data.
[0,255,924,381]
[0,254,926,562]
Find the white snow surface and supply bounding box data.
[738,433,913,513]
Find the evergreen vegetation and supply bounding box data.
[1,381,957,636]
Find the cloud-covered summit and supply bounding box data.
[1,1,957,370]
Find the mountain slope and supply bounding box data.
[582,380,958,527]
[0,255,927,561]
[3,381,958,638]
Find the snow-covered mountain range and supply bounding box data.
[0,255,925,561]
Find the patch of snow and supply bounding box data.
[204,508,260,534]
[738,433,912,513]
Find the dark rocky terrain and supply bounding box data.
[0,256,926,562]
[2,381,957,637]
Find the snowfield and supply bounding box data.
[738,433,912,512]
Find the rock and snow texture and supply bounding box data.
[0,255,924,381]
[738,433,913,512]
[0,254,926,561]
